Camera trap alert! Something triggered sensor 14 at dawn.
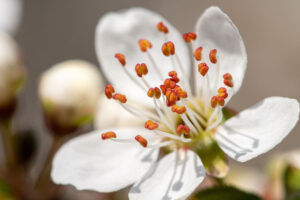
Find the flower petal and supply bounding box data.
[95,7,190,106]
[129,149,205,200]
[51,128,160,192]
[0,0,22,34]
[194,7,247,102]
[215,97,300,162]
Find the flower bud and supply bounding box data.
[0,32,25,119]
[39,60,103,135]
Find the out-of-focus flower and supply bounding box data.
[39,60,103,135]
[51,7,299,200]
[0,0,22,34]
[0,31,25,114]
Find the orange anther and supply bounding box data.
[145,120,159,130]
[174,86,187,98]
[147,87,161,99]
[135,135,148,147]
[209,49,217,64]
[164,79,176,89]
[157,22,169,34]
[168,71,177,77]
[176,124,190,137]
[101,131,116,140]
[160,84,167,95]
[105,84,115,99]
[112,93,127,103]
[138,39,152,52]
[183,32,197,43]
[166,89,177,106]
[135,63,148,77]
[216,95,225,106]
[223,73,233,87]
[198,63,209,76]
[218,87,228,99]
[115,53,126,66]
[171,105,186,114]
[193,47,203,61]
[162,41,175,56]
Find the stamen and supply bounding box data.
[101,131,117,140]
[138,39,152,52]
[135,135,148,147]
[193,47,203,61]
[157,22,169,34]
[218,87,228,99]
[223,73,234,88]
[112,93,127,103]
[161,41,175,56]
[135,63,148,77]
[176,124,190,137]
[145,120,159,130]
[210,95,225,108]
[147,87,161,99]
[183,32,197,43]
[114,53,126,66]
[198,63,209,76]
[209,49,217,64]
[105,84,115,99]
[171,105,186,114]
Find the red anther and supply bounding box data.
[216,95,225,106]
[183,32,197,43]
[101,131,116,140]
[193,47,203,61]
[160,84,167,95]
[162,41,175,56]
[171,105,186,114]
[157,22,169,34]
[209,49,217,64]
[115,53,126,66]
[105,84,115,99]
[170,76,180,83]
[176,124,190,137]
[198,63,209,76]
[138,39,152,52]
[112,93,127,103]
[147,87,161,99]
[135,63,148,77]
[223,73,234,87]
[211,96,218,108]
[168,71,177,77]
[164,79,176,89]
[145,120,159,130]
[135,135,148,147]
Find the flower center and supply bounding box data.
[101,21,235,150]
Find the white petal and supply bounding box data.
[51,128,160,192]
[215,97,300,162]
[194,7,247,102]
[96,7,190,106]
[129,149,205,200]
[94,95,144,129]
[0,0,22,34]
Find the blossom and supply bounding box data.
[39,60,103,135]
[51,7,299,200]
[0,31,25,111]
[0,0,22,34]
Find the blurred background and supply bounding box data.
[2,0,298,199]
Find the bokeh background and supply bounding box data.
[13,0,300,184]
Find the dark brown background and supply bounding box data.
[15,0,300,174]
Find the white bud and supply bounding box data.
[94,95,143,129]
[0,0,22,34]
[0,31,25,109]
[39,60,103,134]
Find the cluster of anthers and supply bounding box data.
[102,21,234,149]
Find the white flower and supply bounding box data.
[39,60,103,134]
[0,31,25,109]
[51,7,300,200]
[0,0,22,34]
